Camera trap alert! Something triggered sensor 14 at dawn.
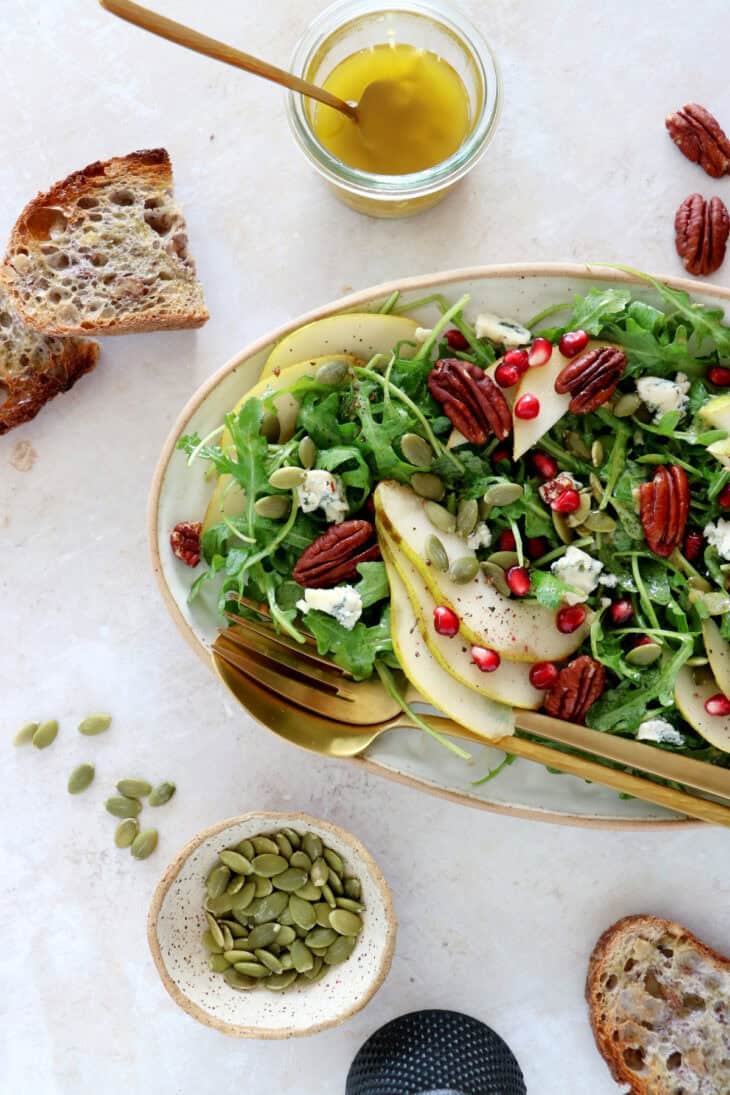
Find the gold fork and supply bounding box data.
[212,617,730,826]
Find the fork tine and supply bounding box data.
[221,617,353,693]
[224,612,351,675]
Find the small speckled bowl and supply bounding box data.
[147,811,396,1038]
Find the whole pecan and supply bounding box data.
[554,346,627,414]
[428,358,512,445]
[639,464,689,558]
[544,655,606,724]
[293,519,380,588]
[665,103,730,178]
[170,521,202,567]
[674,193,730,276]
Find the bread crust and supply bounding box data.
[586,914,730,1094]
[3,149,208,336]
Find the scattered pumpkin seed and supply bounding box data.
[625,642,662,667]
[411,472,445,501]
[449,556,479,584]
[208,954,231,973]
[686,656,709,667]
[324,935,356,966]
[344,878,361,900]
[131,829,158,860]
[310,857,329,887]
[487,550,520,570]
[565,431,592,460]
[207,913,225,950]
[275,832,294,859]
[456,498,479,537]
[32,720,59,750]
[583,511,616,533]
[206,864,232,899]
[13,722,38,746]
[702,592,730,615]
[481,561,511,596]
[567,491,592,528]
[294,881,321,901]
[276,925,297,947]
[327,868,344,894]
[483,483,523,507]
[589,473,604,504]
[220,923,234,952]
[329,909,363,936]
[291,940,314,973]
[254,495,290,519]
[321,883,336,908]
[298,436,317,470]
[304,958,327,983]
[260,410,280,442]
[233,961,270,979]
[67,763,95,794]
[273,867,309,892]
[203,930,223,954]
[269,466,306,490]
[116,778,152,799]
[219,849,253,874]
[401,432,434,467]
[290,850,312,871]
[613,392,642,418]
[281,827,301,849]
[316,360,349,386]
[591,440,604,467]
[206,893,234,916]
[552,510,573,544]
[115,819,139,848]
[256,949,283,974]
[252,890,288,924]
[105,795,142,819]
[148,781,176,807]
[247,923,283,950]
[426,534,449,572]
[335,897,365,913]
[478,498,492,520]
[306,927,337,949]
[252,836,280,855]
[231,881,257,911]
[315,902,333,928]
[237,838,255,859]
[252,853,288,877]
[289,894,317,931]
[688,576,712,592]
[254,877,273,897]
[424,500,456,533]
[78,714,111,736]
[223,969,257,990]
[227,922,249,939]
[227,874,245,895]
[223,949,256,964]
[267,970,298,991]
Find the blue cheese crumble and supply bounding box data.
[551,546,603,604]
[704,518,730,560]
[637,718,685,746]
[474,312,531,347]
[297,470,348,524]
[466,522,492,551]
[636,373,690,423]
[296,586,363,630]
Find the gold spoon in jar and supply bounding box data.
[99,0,359,122]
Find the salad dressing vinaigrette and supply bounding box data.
[313,42,471,175]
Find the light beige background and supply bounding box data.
[2,1,729,1092]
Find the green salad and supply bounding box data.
[178,271,730,773]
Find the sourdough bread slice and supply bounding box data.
[587,914,730,1095]
[0,279,98,433]
[3,149,208,336]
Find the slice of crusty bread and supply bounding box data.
[0,278,98,433]
[3,148,208,336]
[587,914,730,1095]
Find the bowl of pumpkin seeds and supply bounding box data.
[147,811,396,1037]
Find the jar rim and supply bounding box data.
[286,0,502,200]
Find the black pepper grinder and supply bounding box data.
[345,1009,527,1095]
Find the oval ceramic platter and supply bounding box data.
[149,263,730,829]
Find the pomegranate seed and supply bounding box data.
[708,366,730,387]
[497,529,517,551]
[525,536,548,560]
[558,329,590,358]
[705,692,730,716]
[433,605,459,637]
[506,565,531,597]
[633,635,654,648]
[514,393,540,420]
[719,484,730,507]
[445,328,468,351]
[683,531,704,562]
[471,646,501,673]
[528,337,553,367]
[551,488,581,513]
[529,661,559,689]
[556,604,586,633]
[495,362,522,388]
[608,599,633,625]
[531,451,558,480]
[491,444,512,464]
[503,348,529,374]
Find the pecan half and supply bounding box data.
[170,521,202,567]
[639,465,689,558]
[293,519,380,588]
[544,655,605,724]
[674,193,730,276]
[554,346,627,414]
[666,103,730,178]
[428,358,512,445]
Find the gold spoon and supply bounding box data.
[99,0,358,122]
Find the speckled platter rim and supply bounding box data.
[147,810,397,1038]
[148,263,730,831]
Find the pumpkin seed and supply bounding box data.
[78,714,111,736]
[208,954,231,973]
[449,556,479,584]
[565,431,592,460]
[335,897,365,913]
[206,864,231,899]
[67,763,95,794]
[589,473,604,504]
[294,881,321,902]
[291,940,314,973]
[290,850,312,871]
[223,969,257,990]
[703,592,730,615]
[481,561,511,597]
[148,781,176,807]
[252,836,280,855]
[552,510,573,544]
[276,925,297,946]
[273,867,309,892]
[260,410,280,443]
[13,722,38,746]
[281,827,301,849]
[32,720,59,749]
[308,946,328,959]
[289,894,316,931]
[203,930,223,954]
[252,890,288,924]
[298,436,317,470]
[206,913,224,949]
[227,874,245,895]
[688,576,712,592]
[310,857,329,887]
[275,832,294,860]
[220,923,234,952]
[456,498,479,538]
[254,877,273,897]
[116,778,152,799]
[130,829,158,860]
[207,893,234,916]
[316,360,349,386]
[233,961,270,978]
[686,656,709,667]
[424,501,456,534]
[329,909,363,936]
[254,495,290,519]
[266,970,298,991]
[344,878,361,900]
[327,869,344,895]
[219,849,253,875]
[105,795,142,818]
[478,499,492,520]
[591,440,604,467]
[613,392,642,418]
[269,466,306,490]
[304,958,327,983]
[306,927,337,949]
[426,534,449,572]
[401,432,434,467]
[231,881,257,911]
[324,935,356,965]
[483,483,523,507]
[625,642,662,666]
[247,922,282,949]
[567,491,592,528]
[279,952,294,971]
[252,853,288,877]
[115,819,139,848]
[256,948,283,974]
[237,838,255,859]
[488,550,520,569]
[411,472,445,501]
[583,511,616,533]
[321,883,336,909]
[315,902,332,927]
[227,922,249,939]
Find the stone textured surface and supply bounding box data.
[2,1,730,1092]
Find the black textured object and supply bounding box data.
[345,1009,526,1095]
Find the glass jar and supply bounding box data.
[287,0,502,218]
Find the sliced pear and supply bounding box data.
[674,666,730,752]
[262,313,419,378]
[260,351,360,383]
[375,480,591,661]
[387,558,514,741]
[702,619,730,700]
[380,531,543,709]
[203,474,246,532]
[707,438,730,470]
[698,393,730,432]
[511,340,608,459]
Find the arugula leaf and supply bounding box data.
[355,562,390,608]
[304,605,394,679]
[569,287,631,335]
[529,570,581,609]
